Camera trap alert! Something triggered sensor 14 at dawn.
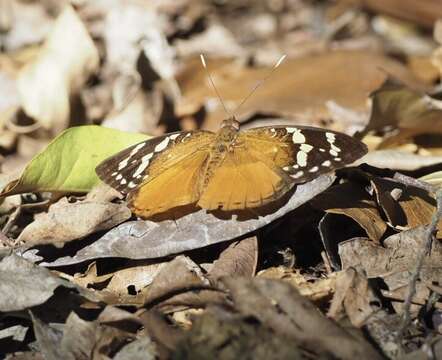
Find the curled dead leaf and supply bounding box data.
[17,6,99,134]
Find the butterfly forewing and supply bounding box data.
[240,126,367,185]
[96,130,215,195]
[129,149,210,218]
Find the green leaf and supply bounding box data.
[1,125,149,196]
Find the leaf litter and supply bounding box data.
[1,1,442,359]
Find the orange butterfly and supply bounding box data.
[96,55,367,219]
[96,118,367,218]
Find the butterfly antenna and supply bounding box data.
[200,54,232,117]
[233,54,286,115]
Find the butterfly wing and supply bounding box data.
[197,148,291,210]
[128,149,210,218]
[240,125,367,183]
[198,126,367,210]
[96,130,215,217]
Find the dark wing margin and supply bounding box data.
[95,130,215,194]
[241,125,367,185]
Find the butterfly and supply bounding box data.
[96,117,367,219]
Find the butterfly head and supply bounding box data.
[220,116,240,130]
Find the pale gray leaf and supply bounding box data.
[40,174,335,266]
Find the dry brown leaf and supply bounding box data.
[0,253,99,312]
[207,236,258,283]
[328,267,382,327]
[71,260,164,305]
[359,0,442,28]
[432,19,442,77]
[339,227,442,287]
[371,177,442,232]
[407,56,440,84]
[363,78,442,148]
[258,267,336,302]
[143,255,224,313]
[17,6,99,134]
[18,186,131,247]
[371,16,434,56]
[312,182,387,242]
[221,277,383,359]
[177,50,418,132]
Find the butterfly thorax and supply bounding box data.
[200,117,241,189]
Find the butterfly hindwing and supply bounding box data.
[240,125,367,184]
[198,148,291,210]
[96,130,215,195]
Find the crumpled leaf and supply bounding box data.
[0,253,98,312]
[360,0,442,28]
[362,78,442,148]
[0,125,148,196]
[71,260,164,305]
[258,266,336,302]
[220,277,383,359]
[207,236,258,283]
[30,312,64,360]
[31,307,151,360]
[328,267,382,327]
[312,182,387,243]
[113,337,157,360]
[18,186,131,247]
[39,174,335,266]
[339,227,442,288]
[143,255,221,312]
[370,177,441,232]
[17,6,99,133]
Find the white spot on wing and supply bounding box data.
[116,174,123,181]
[133,160,150,178]
[330,149,339,157]
[292,171,304,179]
[169,133,180,140]
[283,166,290,171]
[292,129,306,144]
[120,178,127,185]
[286,127,297,133]
[331,144,341,152]
[111,171,118,177]
[319,148,326,152]
[300,144,313,153]
[130,142,146,156]
[326,132,336,141]
[118,157,130,170]
[309,166,319,173]
[322,160,331,167]
[296,151,307,167]
[142,152,154,162]
[128,181,137,188]
[154,137,170,152]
